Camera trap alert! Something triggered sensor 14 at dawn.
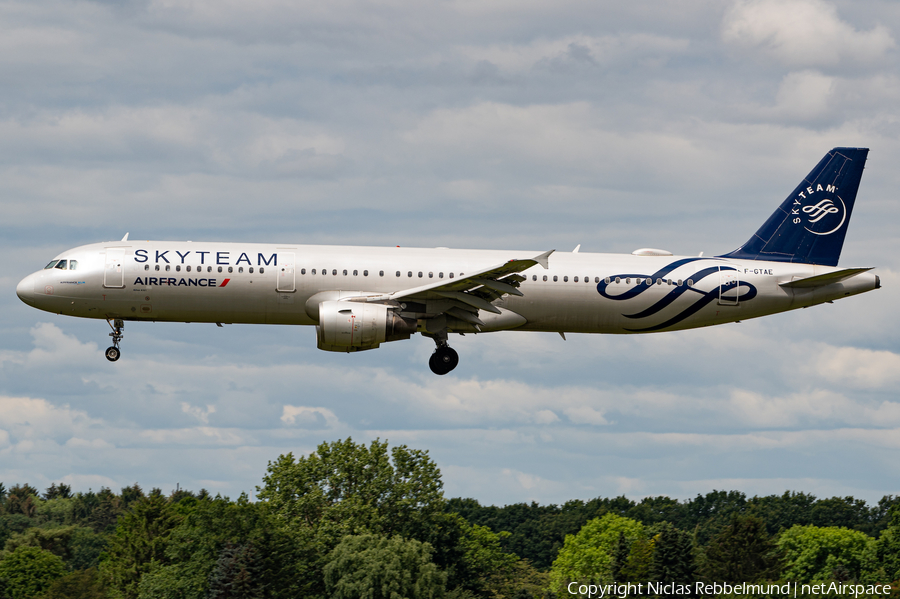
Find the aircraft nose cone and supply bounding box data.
[16,274,36,306]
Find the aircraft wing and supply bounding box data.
[364,249,553,325]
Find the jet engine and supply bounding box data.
[316,301,417,352]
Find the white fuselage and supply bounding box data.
[16,241,878,335]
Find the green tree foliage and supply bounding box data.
[874,506,900,582]
[258,438,444,544]
[700,514,781,583]
[100,493,183,599]
[258,438,448,597]
[778,525,876,582]
[0,517,31,556]
[450,519,521,596]
[0,545,67,599]
[43,483,72,500]
[650,522,696,595]
[2,524,80,562]
[42,568,107,599]
[135,494,303,599]
[207,542,264,599]
[549,514,644,593]
[619,534,654,583]
[324,534,446,599]
[449,491,900,570]
[447,496,637,570]
[2,486,38,519]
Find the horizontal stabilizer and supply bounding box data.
[779,267,873,289]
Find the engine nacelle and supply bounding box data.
[316,301,417,352]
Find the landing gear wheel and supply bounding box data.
[429,346,459,375]
[105,318,124,363]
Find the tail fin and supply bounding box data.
[720,147,868,266]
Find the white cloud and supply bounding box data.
[563,405,610,426]
[281,405,340,428]
[182,402,217,424]
[722,0,895,68]
[809,344,900,388]
[1,0,899,507]
[773,70,835,120]
[456,33,690,73]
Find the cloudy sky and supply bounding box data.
[2,0,899,506]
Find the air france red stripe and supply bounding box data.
[220,279,230,287]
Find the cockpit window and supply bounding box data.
[54,260,68,270]
[44,260,59,269]
[69,260,78,271]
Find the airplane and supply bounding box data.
[16,147,879,375]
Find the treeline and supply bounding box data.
[0,438,896,599]
[449,491,900,570]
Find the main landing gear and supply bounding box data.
[429,341,459,375]
[105,319,124,362]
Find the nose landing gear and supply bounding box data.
[105,319,124,362]
[429,342,459,375]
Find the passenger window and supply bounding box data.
[176,265,181,272]
[585,277,590,283]
[532,275,537,281]
[44,261,59,269]
[615,277,620,284]
[250,267,254,273]
[677,279,682,286]
[396,271,401,277]
[543,275,547,281]
[239,267,244,273]
[353,270,358,276]
[69,260,78,270]
[228,267,233,273]
[301,268,306,274]
[418,272,423,278]
[553,276,558,282]
[166,265,171,271]
[574,276,578,282]
[218,267,223,273]
[311,269,316,274]
[144,265,149,271]
[687,279,694,286]
[449,273,454,279]
[186,266,191,272]
[208,266,212,273]
[55,260,67,270]
[605,277,611,284]
[343,269,348,276]
[626,278,630,284]
[155,265,160,271]
[428,272,433,278]
[322,268,327,275]
[364,270,369,276]
[380,271,384,277]
[439,272,443,278]
[408,271,412,277]
[563,276,568,282]
[332,269,337,275]
[594,277,600,283]
[656,278,662,285]
[259,267,264,274]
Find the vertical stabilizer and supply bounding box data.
[720,147,868,266]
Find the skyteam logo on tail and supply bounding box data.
[792,184,846,236]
